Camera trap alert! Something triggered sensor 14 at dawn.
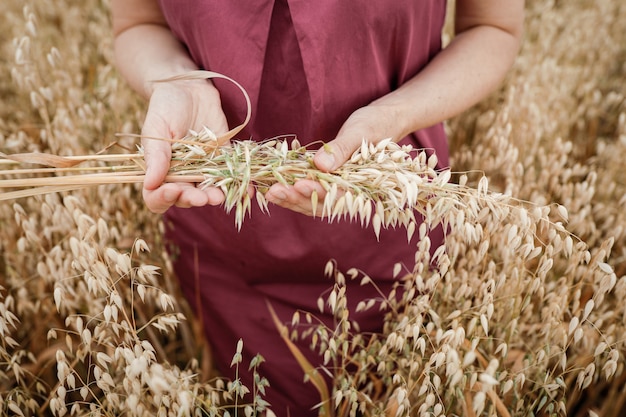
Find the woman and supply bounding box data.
[111,1,524,415]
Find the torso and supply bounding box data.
[158,1,448,415]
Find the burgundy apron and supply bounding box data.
[158,1,448,415]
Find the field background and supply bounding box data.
[0,0,625,416]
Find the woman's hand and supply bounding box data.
[112,0,231,213]
[141,79,229,213]
[265,104,398,216]
[266,0,524,217]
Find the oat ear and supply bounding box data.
[0,152,85,168]
[266,301,332,417]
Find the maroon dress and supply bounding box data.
[157,1,448,415]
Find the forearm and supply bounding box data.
[113,24,201,100]
[371,14,523,139]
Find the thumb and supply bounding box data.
[142,138,172,190]
[140,104,184,190]
[141,119,174,190]
[313,138,358,172]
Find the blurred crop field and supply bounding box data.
[0,0,624,416]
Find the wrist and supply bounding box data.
[366,100,414,140]
[145,75,220,102]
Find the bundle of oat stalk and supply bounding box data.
[0,70,516,238]
[0,127,506,239]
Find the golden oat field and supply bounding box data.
[0,0,625,416]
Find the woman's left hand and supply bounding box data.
[265,104,399,216]
[265,0,525,217]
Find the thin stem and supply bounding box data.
[0,153,140,165]
[0,173,205,188]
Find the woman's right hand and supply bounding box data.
[112,0,230,213]
[141,78,229,213]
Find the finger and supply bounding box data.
[142,138,172,191]
[144,183,226,214]
[313,136,360,172]
[200,186,226,206]
[143,183,183,214]
[141,114,175,191]
[266,181,326,216]
[176,186,213,208]
[292,180,327,200]
[264,184,290,206]
[141,104,182,190]
[175,186,227,208]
